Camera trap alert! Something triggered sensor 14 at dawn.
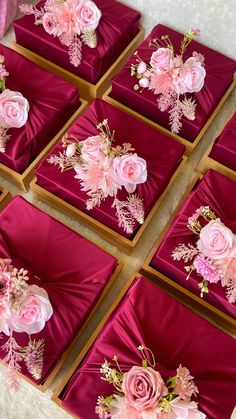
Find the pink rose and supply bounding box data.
[76,0,101,32]
[170,397,206,418]
[0,89,29,129]
[177,57,206,94]
[81,135,105,162]
[42,13,60,36]
[122,366,168,411]
[150,48,173,71]
[197,219,236,260]
[112,154,147,193]
[6,285,53,335]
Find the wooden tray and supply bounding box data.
[30,155,187,252]
[0,188,11,210]
[198,108,236,181]
[0,100,88,192]
[11,27,145,102]
[141,172,236,336]
[102,79,236,156]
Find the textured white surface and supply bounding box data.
[0,1,235,418]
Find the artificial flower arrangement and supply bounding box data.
[130,29,206,135]
[96,344,205,418]
[0,55,29,152]
[172,206,236,303]
[0,258,53,389]
[48,119,147,235]
[20,0,102,67]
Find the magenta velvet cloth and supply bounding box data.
[111,24,236,143]
[60,275,236,419]
[0,196,118,384]
[0,44,80,174]
[209,112,236,171]
[35,98,185,239]
[14,0,141,84]
[151,169,236,319]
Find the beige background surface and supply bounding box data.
[0,1,235,418]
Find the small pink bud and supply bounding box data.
[66,143,76,157]
[139,77,149,88]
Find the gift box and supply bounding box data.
[33,98,186,250]
[0,0,18,39]
[0,44,87,191]
[105,23,236,154]
[52,274,236,419]
[0,196,120,390]
[142,169,236,332]
[198,110,236,181]
[13,0,143,101]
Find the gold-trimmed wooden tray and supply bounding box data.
[30,156,187,252]
[140,172,236,336]
[11,27,145,102]
[197,108,236,181]
[0,100,88,192]
[102,79,236,156]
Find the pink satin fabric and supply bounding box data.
[0,44,80,174]
[0,0,18,39]
[0,196,118,384]
[60,276,236,419]
[111,24,236,143]
[151,169,236,319]
[14,0,141,84]
[210,112,236,171]
[35,98,185,239]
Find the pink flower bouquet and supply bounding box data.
[0,258,53,389]
[96,345,205,418]
[130,29,206,135]
[20,0,102,67]
[48,119,147,234]
[172,206,236,302]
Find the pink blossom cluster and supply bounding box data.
[131,30,206,134]
[172,207,236,302]
[96,349,205,419]
[20,0,102,67]
[48,120,147,234]
[0,258,53,388]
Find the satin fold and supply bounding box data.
[60,276,236,419]
[210,112,236,171]
[36,99,185,239]
[151,169,236,318]
[0,196,118,384]
[111,24,236,142]
[0,44,80,174]
[14,0,141,84]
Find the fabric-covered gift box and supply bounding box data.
[0,44,84,190]
[53,274,236,419]
[0,196,120,390]
[33,98,186,250]
[107,24,236,151]
[0,0,18,39]
[0,186,11,210]
[13,0,142,100]
[143,169,236,329]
